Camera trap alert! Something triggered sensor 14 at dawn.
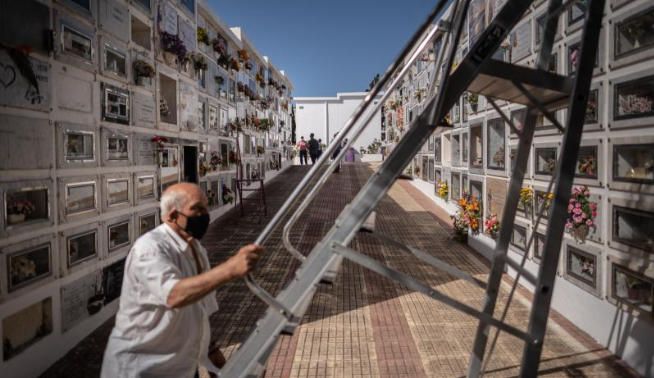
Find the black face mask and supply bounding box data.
[180,213,210,240]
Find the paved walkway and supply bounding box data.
[44,164,638,377]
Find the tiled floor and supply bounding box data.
[43,164,639,377]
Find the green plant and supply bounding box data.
[197,27,209,45]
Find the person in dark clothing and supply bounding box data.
[317,139,323,158]
[308,133,320,164]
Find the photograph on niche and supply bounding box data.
[107,136,129,160]
[67,230,97,267]
[2,297,53,361]
[107,179,129,206]
[8,244,52,292]
[108,221,130,251]
[65,131,94,161]
[66,182,96,214]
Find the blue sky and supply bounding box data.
[208,0,435,97]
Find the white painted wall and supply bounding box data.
[295,92,382,150]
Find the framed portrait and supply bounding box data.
[107,178,129,206]
[64,130,95,162]
[67,230,97,267]
[65,182,96,215]
[108,220,130,251]
[107,134,129,161]
[7,244,52,292]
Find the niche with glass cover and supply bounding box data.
[612,205,654,253]
[612,264,653,314]
[4,187,49,227]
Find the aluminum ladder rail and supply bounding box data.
[218,0,603,376]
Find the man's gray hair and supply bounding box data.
[160,188,189,218]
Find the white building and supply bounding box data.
[295,92,383,151]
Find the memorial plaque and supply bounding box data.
[67,230,97,266]
[612,264,653,314]
[179,81,198,130]
[56,71,93,113]
[614,75,654,121]
[103,258,126,303]
[136,135,156,166]
[136,175,156,200]
[487,118,506,170]
[566,246,597,288]
[468,0,486,45]
[0,51,50,111]
[61,271,104,332]
[160,1,178,35]
[108,220,130,251]
[486,177,507,222]
[178,17,196,52]
[7,243,52,292]
[612,205,654,253]
[99,0,129,42]
[3,298,53,360]
[0,115,53,170]
[511,21,531,62]
[510,224,528,252]
[133,91,156,127]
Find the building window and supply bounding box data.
[612,264,653,314]
[615,7,654,59]
[107,179,129,206]
[65,182,96,215]
[566,246,597,288]
[612,206,654,253]
[139,213,156,236]
[136,176,155,200]
[5,187,49,227]
[102,84,130,124]
[487,119,505,170]
[108,220,130,252]
[576,145,599,179]
[104,44,127,77]
[62,25,92,61]
[64,130,94,162]
[535,147,557,176]
[614,75,654,121]
[612,143,654,184]
[7,244,52,292]
[67,230,97,267]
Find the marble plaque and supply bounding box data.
[486,177,507,221]
[132,91,156,127]
[136,135,156,165]
[0,50,50,111]
[56,71,93,113]
[99,0,129,42]
[0,115,53,170]
[160,1,178,34]
[511,21,531,62]
[178,17,196,52]
[179,81,198,130]
[61,270,104,332]
[3,298,53,360]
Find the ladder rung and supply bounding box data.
[466,59,572,110]
[331,243,532,343]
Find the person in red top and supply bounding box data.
[297,136,308,165]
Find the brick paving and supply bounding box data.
[43,163,639,377]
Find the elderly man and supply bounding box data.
[101,183,263,377]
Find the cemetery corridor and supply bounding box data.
[43,164,637,378]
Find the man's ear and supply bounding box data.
[166,208,178,222]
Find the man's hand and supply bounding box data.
[227,244,263,278]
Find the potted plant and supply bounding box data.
[565,185,597,243]
[222,184,234,204]
[237,49,249,62]
[452,211,469,242]
[214,76,224,87]
[190,52,208,72]
[160,31,187,65]
[244,61,253,71]
[211,37,226,56]
[229,57,240,71]
[466,92,479,112]
[133,59,155,86]
[197,27,210,46]
[7,199,35,224]
[209,152,222,171]
[437,180,449,200]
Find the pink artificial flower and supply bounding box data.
[568,204,574,212]
[575,203,581,208]
[586,219,593,226]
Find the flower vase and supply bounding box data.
[572,224,589,243]
[8,213,26,224]
[163,51,177,66]
[453,232,468,243]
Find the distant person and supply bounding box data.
[308,133,320,164]
[297,136,308,165]
[380,145,387,161]
[332,134,346,173]
[317,138,323,158]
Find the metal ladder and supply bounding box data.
[218,0,605,376]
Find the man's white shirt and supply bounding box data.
[101,223,219,378]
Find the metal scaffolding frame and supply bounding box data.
[217,0,605,376]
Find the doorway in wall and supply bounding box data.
[183,145,198,183]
